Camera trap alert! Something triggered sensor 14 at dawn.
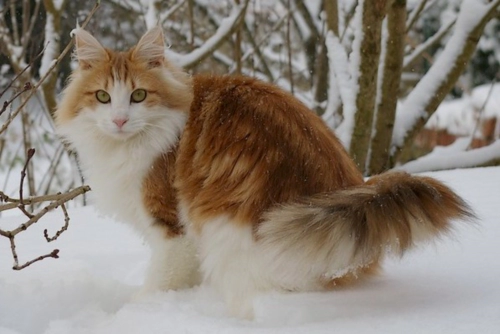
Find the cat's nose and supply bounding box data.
[113,118,128,129]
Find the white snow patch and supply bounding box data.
[425,82,500,136]
[332,0,364,148]
[2,168,500,333]
[39,13,57,78]
[399,138,500,173]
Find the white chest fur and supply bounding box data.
[58,109,187,240]
[81,140,160,236]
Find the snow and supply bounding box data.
[39,13,56,78]
[331,0,364,147]
[322,34,341,128]
[53,0,64,11]
[425,98,476,136]
[2,167,500,333]
[392,0,495,150]
[144,0,159,30]
[425,82,500,136]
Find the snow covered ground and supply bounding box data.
[1,167,499,334]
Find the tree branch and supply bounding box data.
[349,0,389,172]
[0,0,100,135]
[391,0,500,162]
[171,0,250,70]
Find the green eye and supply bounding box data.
[96,90,111,103]
[131,89,147,103]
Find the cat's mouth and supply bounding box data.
[104,125,141,141]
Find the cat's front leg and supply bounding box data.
[136,230,201,297]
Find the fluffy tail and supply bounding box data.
[258,172,475,289]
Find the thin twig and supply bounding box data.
[0,45,45,100]
[0,191,83,211]
[286,0,294,94]
[0,82,34,117]
[44,201,69,242]
[6,186,91,237]
[467,77,497,150]
[20,0,42,60]
[0,185,90,270]
[13,249,60,270]
[17,147,36,218]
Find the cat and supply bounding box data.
[55,26,474,319]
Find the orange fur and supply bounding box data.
[175,75,363,232]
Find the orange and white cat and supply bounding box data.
[55,26,473,318]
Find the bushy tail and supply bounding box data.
[258,172,475,288]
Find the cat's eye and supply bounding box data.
[96,90,111,104]
[131,89,147,103]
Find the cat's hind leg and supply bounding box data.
[196,217,269,319]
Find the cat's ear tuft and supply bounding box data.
[72,28,107,70]
[132,26,165,68]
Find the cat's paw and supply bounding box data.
[130,285,157,302]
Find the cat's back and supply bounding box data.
[176,74,362,229]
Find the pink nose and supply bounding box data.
[113,118,128,129]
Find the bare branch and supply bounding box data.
[286,0,294,94]
[159,0,187,24]
[0,82,34,117]
[0,0,101,135]
[13,248,60,270]
[20,0,42,60]
[6,186,91,237]
[404,17,456,70]
[44,202,69,242]
[466,77,497,150]
[17,147,36,219]
[406,0,429,33]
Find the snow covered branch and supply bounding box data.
[40,0,67,115]
[398,138,500,173]
[391,0,500,160]
[167,0,250,69]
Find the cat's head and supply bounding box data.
[55,26,192,142]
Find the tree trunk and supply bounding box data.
[41,0,66,117]
[314,0,339,116]
[349,0,388,172]
[368,0,406,175]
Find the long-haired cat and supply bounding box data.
[55,26,474,318]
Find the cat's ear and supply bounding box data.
[132,26,165,68]
[72,28,107,70]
